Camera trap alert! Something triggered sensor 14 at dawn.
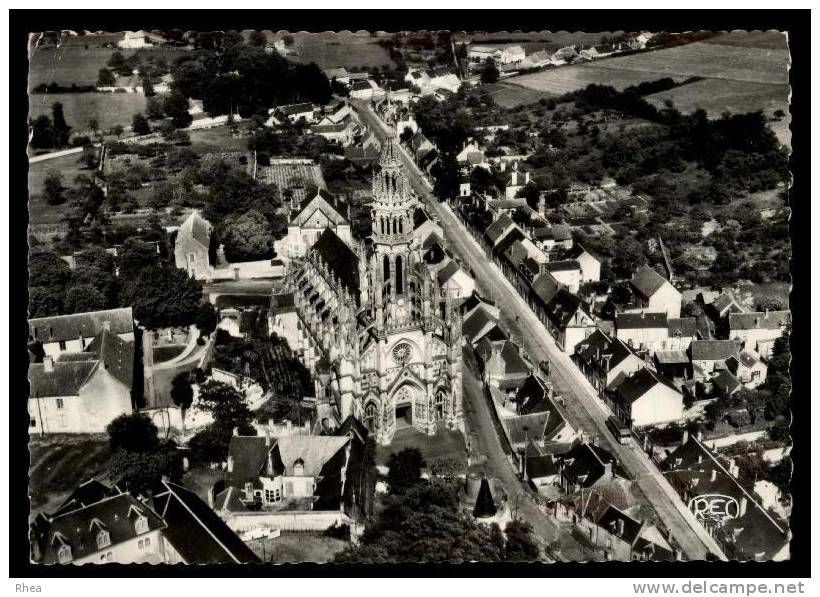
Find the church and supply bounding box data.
[284,135,464,445]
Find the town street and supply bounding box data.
[353,101,726,561]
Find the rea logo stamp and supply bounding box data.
[688,494,740,523]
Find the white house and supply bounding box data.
[28,329,135,435]
[29,308,135,358]
[562,243,601,283]
[615,312,669,354]
[174,210,212,280]
[728,310,791,358]
[501,45,526,64]
[542,260,582,294]
[504,166,531,199]
[628,265,681,319]
[611,367,684,428]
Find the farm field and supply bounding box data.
[483,81,554,108]
[29,36,192,88]
[645,79,791,147]
[280,31,395,70]
[459,31,613,51]
[29,92,148,133]
[28,150,91,236]
[701,30,789,50]
[502,65,688,99]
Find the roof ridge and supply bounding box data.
[162,480,242,564]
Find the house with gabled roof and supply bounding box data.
[29,306,135,361]
[615,312,669,354]
[29,489,166,565]
[608,367,684,428]
[539,289,596,352]
[474,336,532,392]
[628,265,681,318]
[29,327,135,434]
[690,339,742,380]
[213,423,368,526]
[174,210,212,279]
[726,349,768,389]
[556,439,628,493]
[508,374,576,445]
[662,435,790,561]
[282,188,352,258]
[561,243,601,283]
[575,329,645,397]
[728,310,791,358]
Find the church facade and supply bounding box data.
[285,136,464,445]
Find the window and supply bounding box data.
[56,399,64,409]
[58,340,67,351]
[30,418,36,428]
[134,515,149,535]
[264,489,281,503]
[96,530,110,550]
[57,544,72,563]
[138,537,152,550]
[751,370,761,380]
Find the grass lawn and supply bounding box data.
[285,32,395,70]
[29,434,112,516]
[248,532,349,564]
[376,427,467,468]
[152,344,187,364]
[485,81,556,108]
[188,125,254,155]
[29,92,148,133]
[28,151,93,226]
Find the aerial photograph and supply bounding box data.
[25,26,792,567]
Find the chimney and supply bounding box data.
[681,430,689,446]
[603,461,612,479]
[739,496,748,517]
[43,356,54,373]
[710,468,717,482]
[207,484,215,508]
[265,429,271,447]
[729,459,739,478]
[616,518,625,537]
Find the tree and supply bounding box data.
[141,75,155,97]
[480,59,500,84]
[248,30,267,47]
[117,237,160,279]
[170,371,194,411]
[96,67,116,87]
[504,519,540,560]
[29,250,72,293]
[109,446,183,492]
[43,171,65,205]
[30,115,56,149]
[64,283,107,314]
[73,247,117,303]
[193,381,256,459]
[386,448,426,494]
[132,112,151,135]
[28,286,64,318]
[164,91,192,129]
[111,124,124,138]
[220,210,276,262]
[119,265,203,329]
[195,301,218,336]
[107,50,127,73]
[399,126,414,144]
[51,102,71,146]
[146,96,165,120]
[106,412,160,453]
[87,118,100,137]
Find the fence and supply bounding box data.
[224,510,350,533]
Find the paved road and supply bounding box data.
[353,102,725,561]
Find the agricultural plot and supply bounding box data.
[483,82,554,108]
[285,32,394,69]
[505,65,689,98]
[29,92,147,133]
[645,79,791,146]
[28,150,91,234]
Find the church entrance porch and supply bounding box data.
[395,403,412,429]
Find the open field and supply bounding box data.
[506,65,690,98]
[29,37,192,88]
[701,30,789,50]
[482,81,554,108]
[458,31,613,51]
[645,79,791,146]
[283,32,394,69]
[29,435,112,515]
[28,151,91,230]
[29,92,148,132]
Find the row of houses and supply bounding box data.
[459,292,676,561]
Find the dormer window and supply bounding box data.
[134,515,149,535]
[57,543,72,563]
[96,529,111,550]
[293,458,305,476]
